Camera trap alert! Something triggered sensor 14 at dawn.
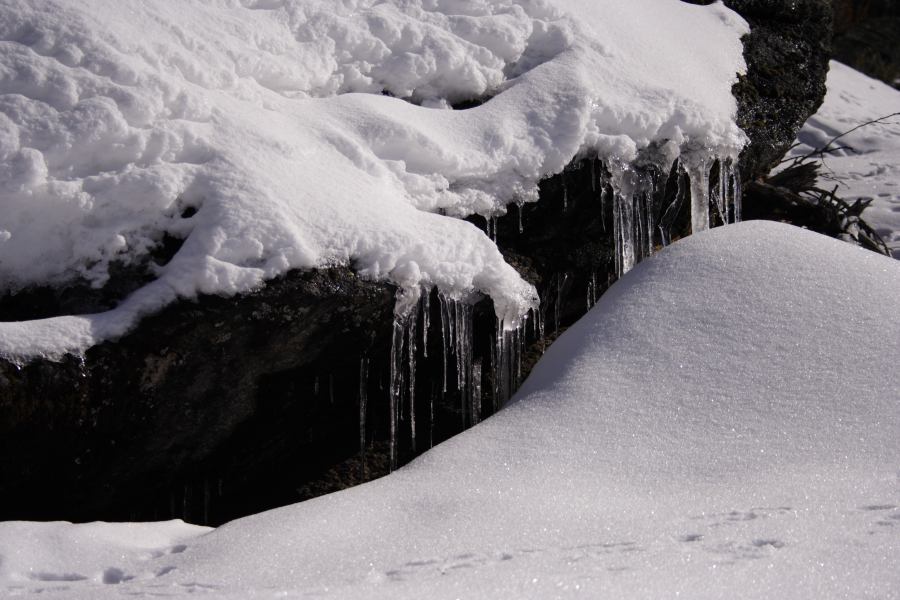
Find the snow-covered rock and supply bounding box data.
[1,220,898,599]
[0,0,748,360]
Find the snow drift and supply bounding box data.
[1,221,898,599]
[0,0,748,359]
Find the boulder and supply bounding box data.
[0,0,834,525]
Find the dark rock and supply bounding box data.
[683,0,832,178]
[725,0,833,180]
[1,269,397,523]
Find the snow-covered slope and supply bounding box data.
[0,0,747,360]
[2,221,898,599]
[791,61,900,258]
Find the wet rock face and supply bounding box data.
[0,1,833,525]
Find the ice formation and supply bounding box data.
[0,0,748,360]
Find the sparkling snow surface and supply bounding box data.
[2,221,898,599]
[791,61,900,258]
[0,0,747,360]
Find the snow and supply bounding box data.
[2,221,898,599]
[790,61,900,258]
[0,0,747,360]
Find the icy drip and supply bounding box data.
[454,299,474,426]
[605,154,743,275]
[389,293,430,470]
[554,273,567,335]
[687,156,711,233]
[608,163,640,276]
[659,161,686,247]
[388,316,406,471]
[586,271,598,311]
[644,173,657,257]
[493,311,530,411]
[726,160,742,223]
[421,291,430,359]
[437,293,475,426]
[485,216,499,242]
[408,306,418,454]
[359,357,368,478]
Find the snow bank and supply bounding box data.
[791,61,900,258]
[2,221,898,599]
[0,0,747,359]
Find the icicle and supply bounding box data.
[492,318,528,411]
[493,319,506,412]
[492,217,498,242]
[645,176,656,256]
[609,162,638,276]
[421,290,430,358]
[314,376,319,396]
[389,317,406,471]
[536,304,545,347]
[515,325,524,389]
[554,273,567,335]
[724,161,733,224]
[563,182,569,212]
[685,154,712,234]
[716,160,726,225]
[517,202,524,234]
[659,161,685,247]
[600,179,608,233]
[733,163,743,222]
[586,271,599,312]
[454,301,470,426]
[439,293,450,393]
[407,304,418,455]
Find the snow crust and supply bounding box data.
[2,221,898,599]
[0,0,747,359]
[790,61,900,258]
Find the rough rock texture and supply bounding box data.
[726,0,833,179]
[0,0,833,525]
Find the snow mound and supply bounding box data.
[790,61,900,258]
[0,0,747,359]
[2,221,898,599]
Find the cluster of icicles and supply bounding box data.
[364,293,539,471]
[598,154,742,276]
[372,153,741,472]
